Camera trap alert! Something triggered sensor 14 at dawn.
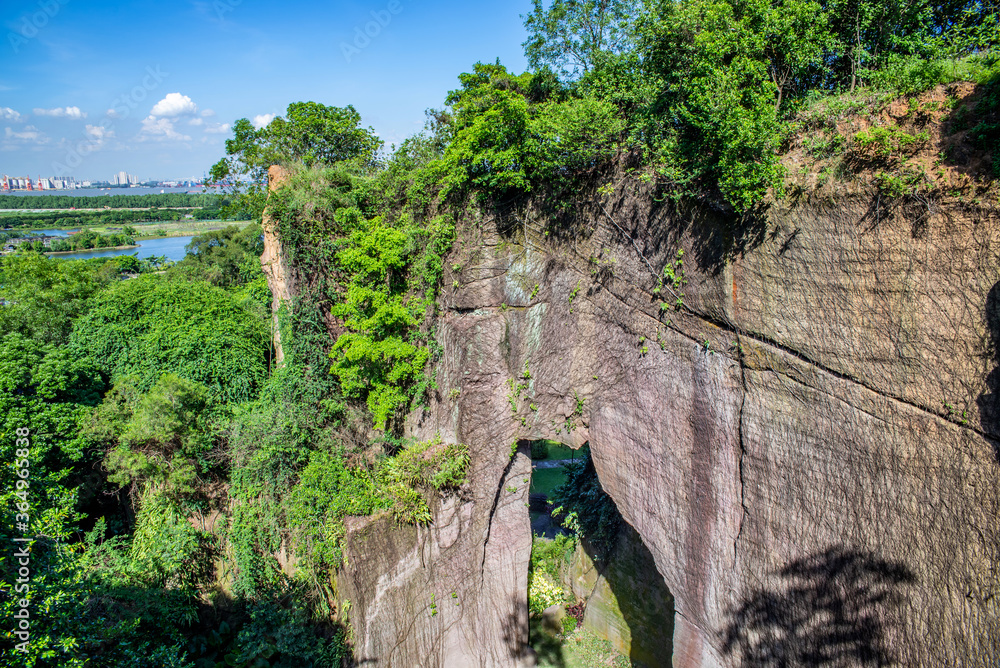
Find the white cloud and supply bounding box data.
[85,124,114,140]
[34,106,86,119]
[138,115,191,141]
[201,109,216,117]
[0,108,22,122]
[4,125,47,143]
[204,122,231,134]
[187,117,204,126]
[149,93,198,117]
[252,113,275,129]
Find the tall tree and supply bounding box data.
[209,102,383,221]
[522,0,639,80]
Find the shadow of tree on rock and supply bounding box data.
[722,546,915,667]
[502,592,546,666]
[977,280,1000,454]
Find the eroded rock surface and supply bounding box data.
[308,169,1000,665]
[261,165,293,364]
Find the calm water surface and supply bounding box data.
[47,235,194,262]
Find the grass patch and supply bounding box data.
[546,443,578,461]
[19,219,252,239]
[530,621,631,668]
[131,220,252,239]
[531,467,567,496]
[529,440,578,461]
[559,629,630,668]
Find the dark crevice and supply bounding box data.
[446,302,545,315]
[529,444,674,667]
[734,332,750,570]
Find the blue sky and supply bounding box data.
[1,0,532,181]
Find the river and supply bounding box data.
[46,235,194,262]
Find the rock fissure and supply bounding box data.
[733,332,750,572]
[586,244,992,441]
[737,323,993,438]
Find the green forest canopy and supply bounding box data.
[0,192,220,209]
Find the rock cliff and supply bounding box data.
[261,165,292,365]
[264,90,1000,666]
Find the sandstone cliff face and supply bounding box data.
[325,173,1000,666]
[261,165,293,364]
[258,101,1000,663]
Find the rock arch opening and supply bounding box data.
[524,439,676,667]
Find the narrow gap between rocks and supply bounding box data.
[524,439,675,668]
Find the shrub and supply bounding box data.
[281,435,468,580]
[268,168,455,430]
[530,440,550,459]
[232,600,347,667]
[92,374,221,501]
[528,574,566,616]
[0,254,109,344]
[70,275,270,403]
[967,68,1000,175]
[530,532,576,582]
[528,96,625,180]
[551,447,622,555]
[850,125,929,164]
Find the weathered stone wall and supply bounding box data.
[238,92,1000,667]
[331,174,1000,665]
[261,165,292,364]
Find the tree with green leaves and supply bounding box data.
[0,254,110,345]
[90,374,219,503]
[522,0,639,80]
[70,275,270,403]
[752,0,835,110]
[209,102,383,221]
[177,223,264,287]
[265,166,455,430]
[638,0,789,210]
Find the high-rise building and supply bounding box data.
[111,170,138,186]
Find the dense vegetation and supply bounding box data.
[1,1,997,666]
[1,207,230,230]
[48,229,136,252]
[386,0,998,213]
[0,193,220,210]
[0,231,367,665]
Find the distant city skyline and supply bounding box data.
[2,0,532,179]
[1,172,203,190]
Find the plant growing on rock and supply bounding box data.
[528,575,567,616]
